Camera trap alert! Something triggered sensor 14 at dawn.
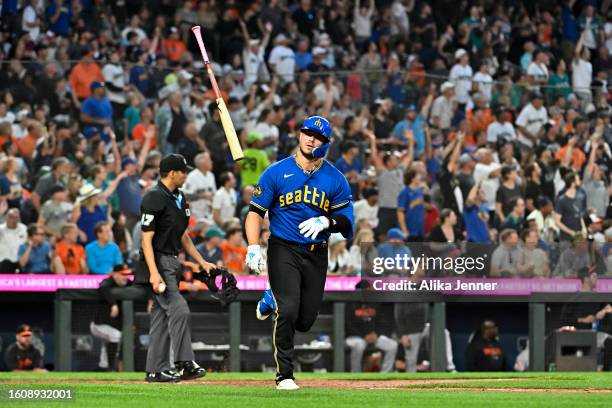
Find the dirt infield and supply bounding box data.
[2,377,611,394]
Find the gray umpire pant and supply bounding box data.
[145,254,194,373]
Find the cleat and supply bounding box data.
[276,378,300,390]
[175,361,206,380]
[145,370,181,383]
[256,289,276,320]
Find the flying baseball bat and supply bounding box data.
[191,26,244,161]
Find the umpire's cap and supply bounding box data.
[301,116,332,158]
[160,153,193,173]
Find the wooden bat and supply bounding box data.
[191,26,244,161]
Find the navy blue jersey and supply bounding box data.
[250,156,354,243]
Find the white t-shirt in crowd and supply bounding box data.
[430,95,455,130]
[515,103,548,147]
[473,162,501,209]
[390,2,409,36]
[526,62,549,89]
[606,22,612,55]
[268,45,296,83]
[353,199,379,229]
[212,187,237,226]
[312,83,340,104]
[472,72,493,102]
[253,122,280,144]
[572,58,593,95]
[353,6,374,38]
[22,6,40,41]
[487,121,516,144]
[449,63,473,104]
[243,47,265,87]
[102,63,126,104]
[0,223,28,262]
[183,169,217,221]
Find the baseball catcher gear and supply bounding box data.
[200,267,240,306]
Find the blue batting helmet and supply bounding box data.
[300,116,332,158]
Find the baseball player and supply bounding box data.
[140,154,216,382]
[245,116,354,390]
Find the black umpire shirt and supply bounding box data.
[140,180,191,255]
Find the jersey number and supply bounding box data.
[242,157,257,171]
[141,214,154,226]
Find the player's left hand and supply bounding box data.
[299,216,330,240]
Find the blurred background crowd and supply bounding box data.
[0,0,611,280]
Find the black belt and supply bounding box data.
[270,235,328,252]
[155,251,179,258]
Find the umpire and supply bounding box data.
[140,153,215,382]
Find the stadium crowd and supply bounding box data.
[0,0,610,281]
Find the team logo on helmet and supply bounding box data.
[314,118,322,128]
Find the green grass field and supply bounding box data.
[1,372,611,407]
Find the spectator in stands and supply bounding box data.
[183,152,216,222]
[430,81,456,132]
[52,223,87,274]
[520,228,550,278]
[572,31,594,103]
[555,171,587,243]
[220,226,247,275]
[240,132,270,187]
[490,229,526,278]
[268,33,296,85]
[554,233,606,278]
[328,233,352,276]
[80,82,113,143]
[335,141,363,198]
[37,184,73,238]
[353,187,379,231]
[515,92,548,154]
[464,181,491,243]
[376,228,412,275]
[30,157,71,214]
[195,226,225,266]
[465,320,506,371]
[346,280,398,372]
[17,224,52,274]
[449,49,473,109]
[74,183,108,244]
[499,197,526,233]
[4,324,47,372]
[0,208,27,273]
[349,228,376,276]
[85,221,123,275]
[68,48,104,108]
[212,171,237,228]
[116,156,144,231]
[495,166,521,226]
[583,138,609,218]
[0,156,24,209]
[397,168,425,241]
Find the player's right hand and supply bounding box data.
[150,273,165,294]
[247,245,265,275]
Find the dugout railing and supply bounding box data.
[53,289,611,372]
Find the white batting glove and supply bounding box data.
[247,245,265,275]
[298,216,330,240]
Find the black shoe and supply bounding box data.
[175,361,206,380]
[145,370,181,383]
